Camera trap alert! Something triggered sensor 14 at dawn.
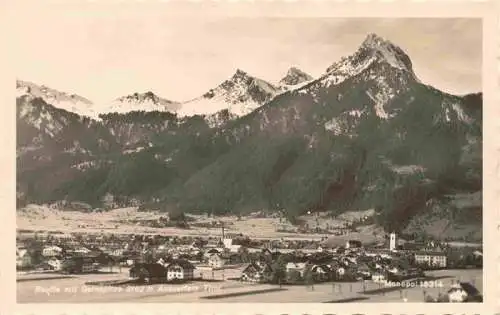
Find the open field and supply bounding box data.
[17,268,482,303]
[17,205,385,242]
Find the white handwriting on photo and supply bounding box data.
[33,284,222,295]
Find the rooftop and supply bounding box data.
[415,251,447,256]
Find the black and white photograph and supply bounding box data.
[10,1,495,309]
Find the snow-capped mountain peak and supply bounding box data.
[115,91,176,105]
[325,33,415,78]
[232,68,249,79]
[222,69,279,99]
[279,67,314,88]
[178,69,280,117]
[296,33,420,121]
[16,81,181,119]
[16,79,95,118]
[105,92,181,116]
[360,33,413,72]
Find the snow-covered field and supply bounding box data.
[17,269,482,303]
[17,205,384,241]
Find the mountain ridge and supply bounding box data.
[17,80,95,118]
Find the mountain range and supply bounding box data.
[16,33,482,240]
[16,66,309,119]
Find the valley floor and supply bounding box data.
[17,205,386,242]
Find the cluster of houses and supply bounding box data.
[238,247,424,285]
[17,231,482,283]
[121,238,456,286]
[16,243,102,273]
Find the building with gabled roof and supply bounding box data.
[414,251,447,268]
[165,259,195,281]
[208,253,227,268]
[16,247,33,269]
[240,262,273,283]
[448,282,482,302]
[129,263,167,284]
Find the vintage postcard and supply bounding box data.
[3,0,499,314]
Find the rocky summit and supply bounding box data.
[279,67,314,88]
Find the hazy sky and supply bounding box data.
[13,4,482,103]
